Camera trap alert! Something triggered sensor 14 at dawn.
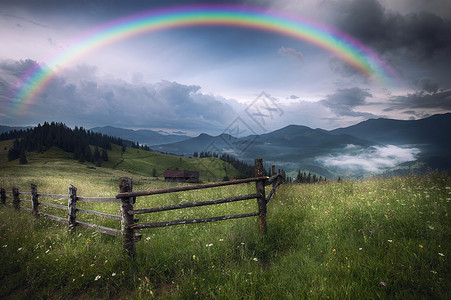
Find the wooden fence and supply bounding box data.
[0,158,284,256]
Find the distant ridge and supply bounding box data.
[152,113,451,177]
[90,126,190,146]
[329,113,451,156]
[153,123,372,161]
[0,125,32,135]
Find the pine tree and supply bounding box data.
[296,170,302,183]
[101,149,109,161]
[93,146,101,162]
[19,150,27,164]
[312,174,317,183]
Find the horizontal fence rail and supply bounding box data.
[76,208,122,220]
[131,212,261,230]
[0,158,284,257]
[130,193,259,215]
[77,196,120,203]
[37,193,69,199]
[116,176,269,199]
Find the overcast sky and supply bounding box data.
[1,0,450,136]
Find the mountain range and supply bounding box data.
[89,126,189,146]
[2,113,449,178]
[149,113,451,178]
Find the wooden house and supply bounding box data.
[164,170,199,183]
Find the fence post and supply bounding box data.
[31,184,39,216]
[12,187,20,210]
[271,165,275,177]
[0,188,5,205]
[255,158,267,233]
[68,185,77,233]
[119,177,136,257]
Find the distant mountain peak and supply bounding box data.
[90,126,189,146]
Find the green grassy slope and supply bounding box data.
[0,140,245,186]
[0,170,449,299]
[103,144,244,181]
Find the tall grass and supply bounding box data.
[0,170,449,299]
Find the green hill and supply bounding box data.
[1,140,245,183]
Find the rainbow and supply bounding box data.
[10,4,400,113]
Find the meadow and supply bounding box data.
[0,152,449,298]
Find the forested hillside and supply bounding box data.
[0,122,150,165]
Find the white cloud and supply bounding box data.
[278,46,303,62]
[316,144,420,173]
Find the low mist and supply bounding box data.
[316,144,421,174]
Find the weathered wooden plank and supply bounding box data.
[68,185,77,233]
[77,208,121,220]
[13,188,20,210]
[5,196,13,200]
[38,193,69,199]
[120,177,136,257]
[255,158,267,233]
[0,188,5,205]
[20,192,32,196]
[77,196,120,203]
[130,193,258,215]
[21,206,33,213]
[31,184,39,216]
[131,212,260,229]
[266,174,282,185]
[116,176,268,199]
[38,212,67,224]
[39,202,67,210]
[21,199,33,204]
[266,181,281,204]
[75,221,121,236]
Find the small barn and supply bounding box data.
[164,170,199,183]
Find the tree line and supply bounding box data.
[294,170,326,184]
[1,122,150,166]
[193,151,255,178]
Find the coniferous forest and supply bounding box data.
[0,122,151,165]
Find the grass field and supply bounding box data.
[0,149,450,299]
[0,140,244,183]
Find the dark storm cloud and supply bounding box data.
[0,59,237,132]
[416,78,439,93]
[1,0,249,20]
[387,90,451,111]
[0,59,39,77]
[320,87,377,118]
[331,0,451,61]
